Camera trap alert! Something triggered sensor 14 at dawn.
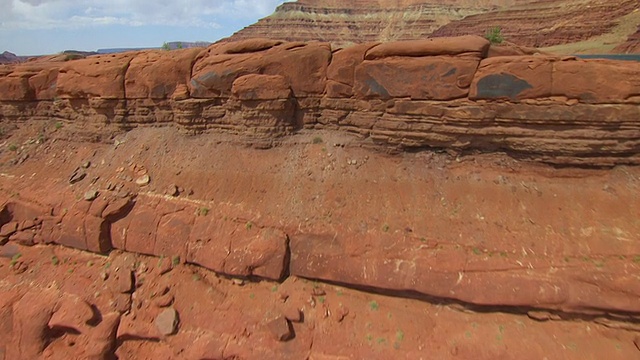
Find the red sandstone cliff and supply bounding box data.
[1,37,640,358]
[227,0,640,53]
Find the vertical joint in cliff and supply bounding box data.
[280,234,291,282]
[121,56,135,102]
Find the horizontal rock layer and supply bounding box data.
[227,1,489,46]
[1,36,639,166]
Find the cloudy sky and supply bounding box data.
[0,0,291,55]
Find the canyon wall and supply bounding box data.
[431,0,639,48]
[227,0,640,53]
[226,1,489,45]
[1,36,639,167]
[1,36,640,321]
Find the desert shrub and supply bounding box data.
[485,26,504,44]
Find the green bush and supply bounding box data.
[485,26,504,44]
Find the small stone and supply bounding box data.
[311,288,326,296]
[278,292,289,302]
[282,306,302,323]
[19,220,37,231]
[334,305,349,323]
[84,189,99,201]
[157,257,173,275]
[11,231,35,246]
[166,184,179,197]
[154,293,174,308]
[265,316,293,342]
[111,270,133,293]
[527,311,561,321]
[69,169,86,184]
[0,243,20,258]
[135,174,150,186]
[100,272,109,281]
[11,260,28,274]
[232,279,244,286]
[82,161,91,169]
[155,308,179,336]
[48,296,94,332]
[0,222,18,238]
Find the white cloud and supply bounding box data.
[0,0,289,30]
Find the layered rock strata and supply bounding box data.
[431,0,639,48]
[615,25,640,54]
[1,36,640,322]
[227,0,491,46]
[1,36,639,166]
[228,0,639,53]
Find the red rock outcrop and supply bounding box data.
[1,36,639,166]
[1,36,640,357]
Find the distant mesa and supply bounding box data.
[0,51,28,65]
[0,41,212,63]
[98,42,211,54]
[96,41,211,54]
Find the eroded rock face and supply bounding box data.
[615,25,640,54]
[1,37,640,319]
[1,36,638,166]
[432,0,639,50]
[227,0,639,53]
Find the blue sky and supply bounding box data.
[0,0,292,55]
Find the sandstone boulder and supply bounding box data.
[190,41,331,98]
[289,232,640,314]
[28,66,59,100]
[231,74,292,100]
[551,58,640,103]
[354,56,479,100]
[0,72,34,101]
[265,315,293,342]
[470,56,554,101]
[221,38,284,54]
[154,308,179,336]
[364,35,490,60]
[471,56,640,103]
[224,227,289,280]
[326,43,378,98]
[48,295,94,333]
[125,48,201,99]
[57,53,137,99]
[0,62,60,101]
